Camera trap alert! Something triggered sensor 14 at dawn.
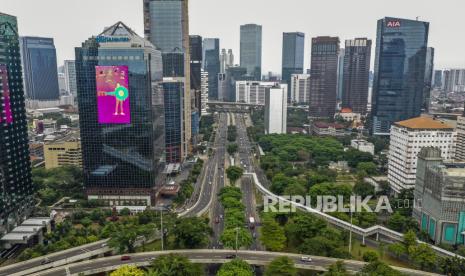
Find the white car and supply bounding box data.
[300,256,312,262]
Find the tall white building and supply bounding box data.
[456,112,465,161]
[235,81,278,105]
[220,49,234,73]
[265,84,288,134]
[388,117,457,193]
[201,69,209,115]
[64,60,77,97]
[444,69,465,93]
[290,74,310,104]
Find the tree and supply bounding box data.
[408,243,436,271]
[403,230,417,249]
[227,143,238,156]
[357,260,404,276]
[217,258,253,276]
[362,251,379,262]
[220,228,253,250]
[386,212,406,232]
[150,254,203,275]
[172,217,211,249]
[387,243,406,258]
[119,208,131,216]
[353,181,375,198]
[260,217,286,251]
[440,256,465,276]
[265,256,297,276]
[324,261,349,276]
[344,148,373,168]
[356,162,378,176]
[226,166,244,184]
[109,265,144,276]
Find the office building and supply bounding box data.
[189,35,202,117]
[75,22,165,206]
[423,47,434,111]
[350,139,375,155]
[371,17,429,135]
[220,49,234,74]
[19,36,60,100]
[240,24,262,80]
[203,38,220,100]
[163,78,184,164]
[457,108,465,161]
[342,38,371,114]
[144,0,191,157]
[200,69,208,115]
[443,69,465,93]
[290,74,310,104]
[0,13,34,235]
[282,32,305,101]
[44,137,82,169]
[309,36,340,118]
[64,60,77,98]
[413,147,465,245]
[224,66,249,102]
[265,84,288,134]
[433,70,442,89]
[336,48,345,102]
[235,81,279,105]
[388,117,456,193]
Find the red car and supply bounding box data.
[121,255,131,261]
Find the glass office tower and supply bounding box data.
[163,79,184,164]
[240,24,262,80]
[371,17,429,135]
[0,13,34,234]
[19,36,60,100]
[282,32,305,102]
[75,22,164,206]
[203,38,220,100]
[190,35,202,116]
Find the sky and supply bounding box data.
[2,0,465,72]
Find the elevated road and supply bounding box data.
[30,249,440,276]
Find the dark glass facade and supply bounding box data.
[282,32,305,101]
[371,17,429,135]
[0,13,34,233]
[162,52,184,77]
[203,38,220,100]
[309,36,340,118]
[75,23,164,205]
[163,80,184,164]
[433,70,442,89]
[342,38,372,114]
[240,24,262,81]
[19,36,60,100]
[189,35,202,117]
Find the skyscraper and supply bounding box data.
[75,22,164,206]
[423,47,434,111]
[265,84,288,134]
[341,38,372,114]
[240,24,262,80]
[64,60,77,98]
[200,69,208,115]
[19,36,60,100]
[203,38,220,100]
[290,74,310,104]
[189,35,202,115]
[456,105,465,161]
[163,79,184,164]
[433,70,442,89]
[0,13,34,233]
[220,49,234,74]
[282,32,305,101]
[371,17,429,135]
[336,48,345,102]
[144,0,191,157]
[309,36,340,118]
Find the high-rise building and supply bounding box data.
[200,69,208,115]
[413,147,465,245]
[203,38,220,100]
[282,32,305,101]
[189,35,202,117]
[75,22,165,206]
[64,60,77,98]
[235,81,279,105]
[163,78,184,164]
[371,17,429,135]
[144,0,191,157]
[220,49,234,74]
[290,74,310,104]
[456,107,465,161]
[433,70,442,89]
[341,38,371,115]
[44,137,82,169]
[265,84,288,134]
[309,36,340,118]
[0,13,34,234]
[388,117,456,193]
[19,36,60,100]
[240,24,262,80]
[423,47,434,111]
[443,70,451,92]
[336,48,345,102]
[443,69,465,93]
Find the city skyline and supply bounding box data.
[3,0,465,72]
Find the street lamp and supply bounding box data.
[235,227,240,253]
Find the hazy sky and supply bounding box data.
[2,0,465,72]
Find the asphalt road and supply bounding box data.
[31,250,439,276]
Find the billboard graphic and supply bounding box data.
[0,65,13,124]
[96,65,130,124]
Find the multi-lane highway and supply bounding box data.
[30,249,440,276]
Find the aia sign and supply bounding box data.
[386,20,401,28]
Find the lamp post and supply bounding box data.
[235,227,239,253]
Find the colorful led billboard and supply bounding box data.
[0,65,13,124]
[96,65,130,124]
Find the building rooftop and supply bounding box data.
[394,116,454,130]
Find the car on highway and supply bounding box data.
[121,255,131,261]
[300,256,312,262]
[41,258,52,265]
[225,254,236,259]
[101,243,107,247]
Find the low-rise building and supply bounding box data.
[44,137,82,169]
[457,110,465,161]
[388,116,456,193]
[310,121,349,137]
[351,139,374,155]
[335,108,362,123]
[413,147,465,245]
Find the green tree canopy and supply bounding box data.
[260,217,286,251]
[264,256,297,276]
[109,265,144,276]
[217,258,253,276]
[172,217,212,249]
[150,254,203,275]
[226,166,244,184]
